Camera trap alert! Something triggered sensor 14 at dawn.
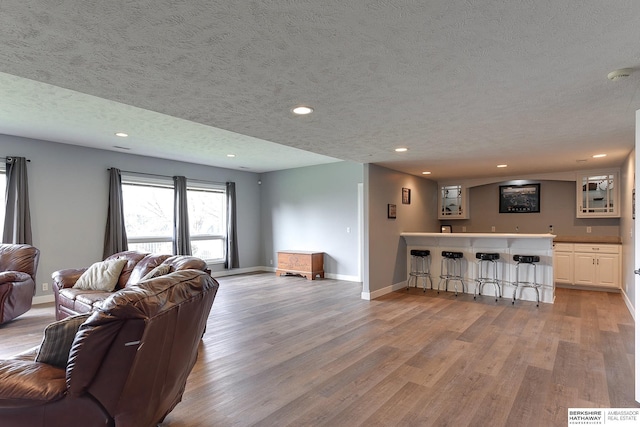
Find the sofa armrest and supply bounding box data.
[0,271,31,285]
[52,268,87,290]
[0,359,67,408]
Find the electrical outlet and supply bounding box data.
[491,226,496,232]
[269,259,273,265]
[462,226,467,232]
[42,282,49,291]
[586,226,592,233]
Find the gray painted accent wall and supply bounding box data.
[364,164,439,295]
[445,180,620,237]
[0,134,262,297]
[259,162,363,280]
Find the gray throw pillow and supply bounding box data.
[73,258,128,291]
[35,313,91,369]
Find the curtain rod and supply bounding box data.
[1,157,31,162]
[108,168,226,186]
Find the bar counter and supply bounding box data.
[401,232,555,304]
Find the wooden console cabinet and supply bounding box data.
[276,251,324,280]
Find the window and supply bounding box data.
[121,174,226,262]
[187,183,226,261]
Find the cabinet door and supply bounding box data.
[596,253,619,288]
[554,251,574,284]
[438,184,469,219]
[573,253,596,285]
[576,171,619,218]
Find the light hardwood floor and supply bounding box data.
[1,273,637,426]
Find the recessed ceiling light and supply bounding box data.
[227,154,236,158]
[422,171,431,175]
[115,132,128,137]
[292,106,314,115]
[497,164,508,168]
[607,68,633,81]
[395,147,408,152]
[592,154,607,158]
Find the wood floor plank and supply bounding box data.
[0,273,637,427]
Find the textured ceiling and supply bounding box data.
[0,1,639,179]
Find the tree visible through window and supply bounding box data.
[121,175,226,262]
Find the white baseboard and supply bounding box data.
[361,281,406,300]
[223,266,361,283]
[621,287,635,321]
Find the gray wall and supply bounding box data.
[364,164,439,295]
[1,134,262,298]
[259,162,363,280]
[620,150,635,309]
[442,180,620,237]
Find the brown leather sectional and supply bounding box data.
[0,268,219,426]
[0,244,40,324]
[52,250,208,320]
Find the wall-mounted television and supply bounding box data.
[499,183,540,213]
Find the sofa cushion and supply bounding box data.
[140,264,171,281]
[35,313,91,368]
[73,259,128,292]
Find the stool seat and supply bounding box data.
[410,249,430,257]
[476,252,500,261]
[442,251,463,259]
[513,255,539,263]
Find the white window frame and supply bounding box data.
[121,173,227,263]
[121,174,174,253]
[187,181,227,264]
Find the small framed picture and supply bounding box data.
[402,187,411,204]
[388,204,397,219]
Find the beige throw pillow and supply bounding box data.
[35,313,91,369]
[140,264,172,282]
[73,258,128,292]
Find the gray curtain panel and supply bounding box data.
[173,176,191,255]
[2,157,32,244]
[103,168,128,258]
[225,181,239,269]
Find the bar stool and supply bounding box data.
[407,249,432,291]
[474,252,501,301]
[437,251,466,296]
[512,255,541,307]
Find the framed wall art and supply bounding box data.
[388,204,397,219]
[499,183,540,213]
[402,187,411,204]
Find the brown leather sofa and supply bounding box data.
[0,268,219,427]
[0,244,40,325]
[52,250,207,320]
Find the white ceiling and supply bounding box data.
[0,1,639,179]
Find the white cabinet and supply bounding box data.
[571,244,620,289]
[553,243,620,289]
[553,243,574,285]
[438,184,469,219]
[577,170,619,218]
